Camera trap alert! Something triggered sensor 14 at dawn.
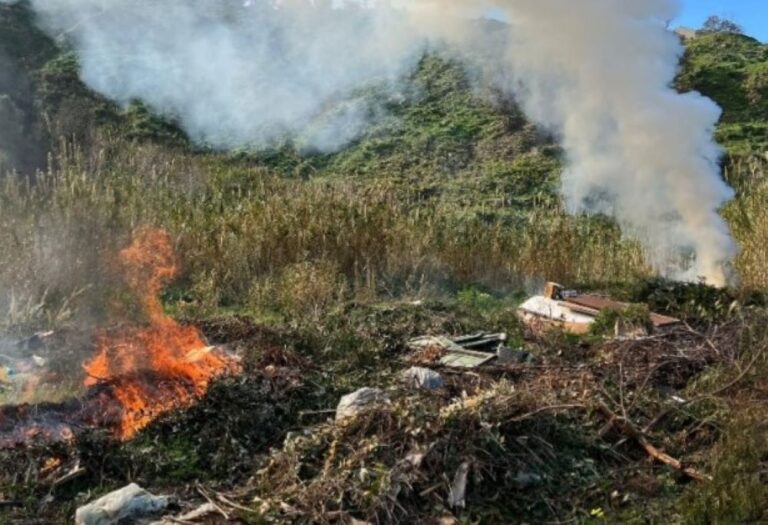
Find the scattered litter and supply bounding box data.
[447,461,470,509]
[75,483,169,525]
[407,336,465,354]
[401,367,444,390]
[440,348,495,369]
[452,332,507,351]
[335,388,391,422]
[408,331,525,369]
[518,282,682,336]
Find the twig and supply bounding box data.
[52,466,87,488]
[506,404,585,423]
[195,483,229,520]
[596,402,712,482]
[684,322,721,356]
[215,492,255,513]
[164,518,196,525]
[700,345,764,399]
[418,481,444,498]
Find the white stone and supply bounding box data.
[335,388,390,422]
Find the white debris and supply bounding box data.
[406,336,465,353]
[75,483,169,525]
[401,367,444,390]
[335,388,390,422]
[518,296,596,325]
[447,461,470,509]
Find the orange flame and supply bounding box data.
[83,228,236,439]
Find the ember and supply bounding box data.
[81,227,239,439]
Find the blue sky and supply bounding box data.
[677,0,768,41]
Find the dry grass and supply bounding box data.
[0,133,764,332]
[724,156,768,290]
[0,135,655,329]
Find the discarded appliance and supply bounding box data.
[518,282,682,336]
[407,332,529,369]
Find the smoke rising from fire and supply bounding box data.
[16,0,429,152]
[484,0,736,285]
[6,0,736,283]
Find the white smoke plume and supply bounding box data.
[6,0,737,284]
[484,0,736,285]
[19,0,430,151]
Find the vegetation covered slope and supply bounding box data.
[678,32,768,157]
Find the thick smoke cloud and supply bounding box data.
[7,0,737,284]
[485,0,737,284]
[23,0,430,151]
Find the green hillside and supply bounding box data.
[678,31,768,156]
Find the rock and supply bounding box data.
[401,367,444,390]
[75,483,169,525]
[335,388,390,422]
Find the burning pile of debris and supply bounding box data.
[0,228,242,448]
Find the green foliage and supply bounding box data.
[121,100,188,146]
[699,16,744,36]
[589,304,652,337]
[680,413,768,524]
[632,278,737,325]
[678,32,768,129]
[456,286,501,311]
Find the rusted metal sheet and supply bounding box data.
[518,283,682,336]
[564,295,681,328]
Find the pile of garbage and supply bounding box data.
[406,331,532,369]
[518,282,681,336]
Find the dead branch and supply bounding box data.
[506,404,585,423]
[596,402,712,483]
[52,466,86,488]
[215,492,255,513]
[195,483,229,520]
